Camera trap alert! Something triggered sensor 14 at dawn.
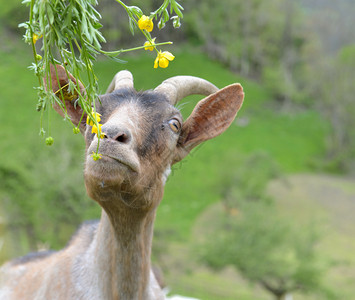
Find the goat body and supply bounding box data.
[0,68,244,300]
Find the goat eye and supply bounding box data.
[168,119,181,133]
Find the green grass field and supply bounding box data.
[2,38,354,299]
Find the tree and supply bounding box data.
[200,200,328,300]
[304,45,355,172]
[183,0,309,108]
[197,153,332,300]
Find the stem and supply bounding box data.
[40,108,44,136]
[114,0,128,10]
[47,98,51,137]
[122,41,173,52]
[73,38,82,53]
[29,0,42,86]
[68,39,81,80]
[141,30,161,54]
[98,41,173,56]
[151,0,170,19]
[67,38,90,113]
[53,63,70,121]
[77,111,86,131]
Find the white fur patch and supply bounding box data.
[162,167,171,185]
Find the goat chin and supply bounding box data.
[84,164,126,200]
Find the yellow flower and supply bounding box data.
[91,123,100,134]
[138,15,154,32]
[154,51,175,69]
[91,152,102,161]
[32,33,42,44]
[144,38,156,51]
[91,123,105,138]
[86,110,101,126]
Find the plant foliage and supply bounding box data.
[19,0,183,153]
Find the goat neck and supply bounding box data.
[78,207,162,300]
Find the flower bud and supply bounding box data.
[158,18,166,30]
[73,127,80,134]
[39,128,46,137]
[91,152,102,161]
[45,137,54,146]
[172,16,181,28]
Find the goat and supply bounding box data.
[0,65,244,300]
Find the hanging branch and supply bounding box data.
[19,0,183,159]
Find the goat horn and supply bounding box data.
[106,70,134,93]
[154,76,219,105]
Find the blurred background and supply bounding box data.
[0,0,354,299]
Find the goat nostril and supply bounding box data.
[115,133,130,143]
[103,128,131,143]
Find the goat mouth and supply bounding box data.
[101,154,138,173]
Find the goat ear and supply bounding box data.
[173,83,244,164]
[44,64,87,133]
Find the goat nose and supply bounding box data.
[102,128,132,144]
[113,131,131,143]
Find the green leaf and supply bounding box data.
[46,4,54,25]
[92,22,103,30]
[91,35,101,50]
[62,8,72,30]
[174,1,184,11]
[72,7,79,18]
[107,56,127,64]
[95,30,106,43]
[163,9,169,22]
[171,1,183,19]
[129,6,143,18]
[128,18,136,36]
[81,13,91,42]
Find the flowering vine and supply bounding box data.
[20,0,183,160]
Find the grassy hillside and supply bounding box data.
[0,38,334,299]
[190,174,355,300]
